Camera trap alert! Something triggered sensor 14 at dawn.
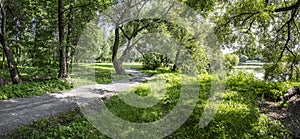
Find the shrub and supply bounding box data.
[142,54,162,70]
[225,54,239,69]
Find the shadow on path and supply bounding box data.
[0,69,150,135]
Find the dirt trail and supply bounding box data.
[0,69,150,135]
[259,96,300,138]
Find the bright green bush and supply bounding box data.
[226,71,300,101]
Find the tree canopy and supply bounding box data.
[215,0,300,80]
[0,0,298,84]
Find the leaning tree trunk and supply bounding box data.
[0,1,22,84]
[58,0,69,80]
[112,28,126,75]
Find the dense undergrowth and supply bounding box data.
[8,68,293,138]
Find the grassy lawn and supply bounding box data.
[8,69,295,138]
[71,63,142,87]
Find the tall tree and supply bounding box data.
[112,19,157,75]
[66,0,75,73]
[58,0,69,80]
[0,0,22,84]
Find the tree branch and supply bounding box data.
[293,20,300,34]
[275,0,300,12]
[275,23,291,66]
[243,18,256,33]
[120,26,130,39]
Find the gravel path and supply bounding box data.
[0,69,150,135]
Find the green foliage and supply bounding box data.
[226,71,278,100]
[225,54,240,69]
[142,54,162,70]
[19,66,59,80]
[8,70,291,138]
[279,100,289,108]
[72,63,136,87]
[0,63,138,100]
[10,108,108,139]
[214,0,300,81]
[140,67,174,76]
[264,63,289,81]
[227,71,300,100]
[0,80,72,100]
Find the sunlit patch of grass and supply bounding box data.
[71,63,139,87]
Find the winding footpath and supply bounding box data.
[0,69,150,136]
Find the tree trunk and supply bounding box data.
[0,71,3,86]
[172,49,181,71]
[66,0,75,73]
[2,48,5,69]
[0,49,3,86]
[58,0,69,80]
[33,29,38,66]
[0,1,22,84]
[112,28,126,75]
[113,59,125,74]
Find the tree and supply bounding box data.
[58,0,104,79]
[57,0,69,80]
[0,0,22,84]
[224,53,239,69]
[103,0,212,74]
[66,0,75,73]
[215,0,300,80]
[112,19,161,74]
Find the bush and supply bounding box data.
[226,70,300,101]
[142,54,162,70]
[225,54,239,69]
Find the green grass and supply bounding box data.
[8,70,292,138]
[9,108,107,139]
[71,63,142,87]
[0,80,73,100]
[0,63,142,100]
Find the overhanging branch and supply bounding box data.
[275,0,300,12]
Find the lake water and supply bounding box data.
[234,61,265,80]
